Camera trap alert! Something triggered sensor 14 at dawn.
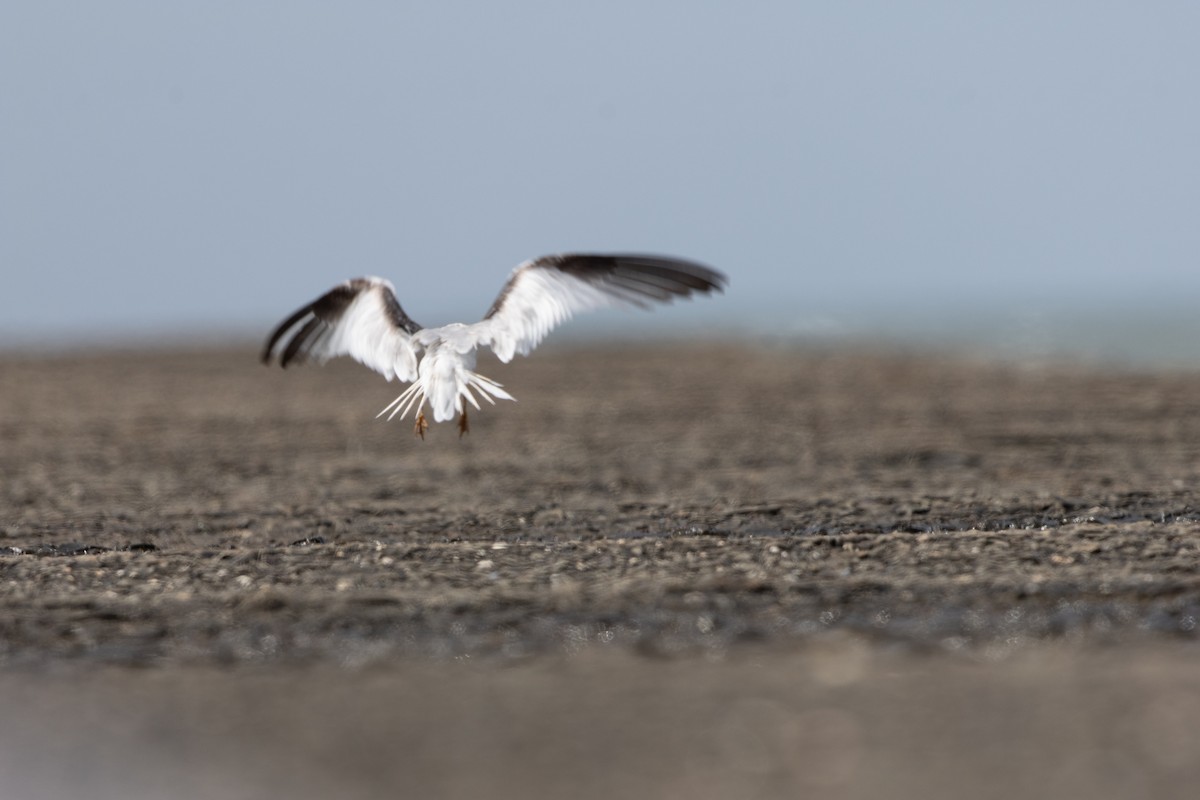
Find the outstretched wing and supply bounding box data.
[261,277,423,382]
[474,253,727,362]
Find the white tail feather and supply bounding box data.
[378,369,514,423]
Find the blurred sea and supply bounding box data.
[766,305,1200,368]
[554,301,1200,369]
[3,300,1198,369]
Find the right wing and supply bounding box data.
[473,253,727,363]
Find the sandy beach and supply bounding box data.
[3,341,1200,798]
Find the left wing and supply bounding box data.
[262,277,423,382]
[472,253,726,362]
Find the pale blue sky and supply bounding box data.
[2,3,1198,355]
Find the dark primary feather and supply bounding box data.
[483,253,726,320]
[377,285,423,334]
[262,279,422,368]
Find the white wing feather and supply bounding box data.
[323,287,419,381]
[475,267,638,362]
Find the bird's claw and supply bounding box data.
[458,409,470,437]
[414,411,429,440]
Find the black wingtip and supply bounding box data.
[262,301,316,367]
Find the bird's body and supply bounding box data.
[262,253,726,437]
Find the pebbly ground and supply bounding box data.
[2,341,1200,798]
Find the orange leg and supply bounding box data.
[414,411,429,440]
[458,408,470,437]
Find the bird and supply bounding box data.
[262,253,727,438]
